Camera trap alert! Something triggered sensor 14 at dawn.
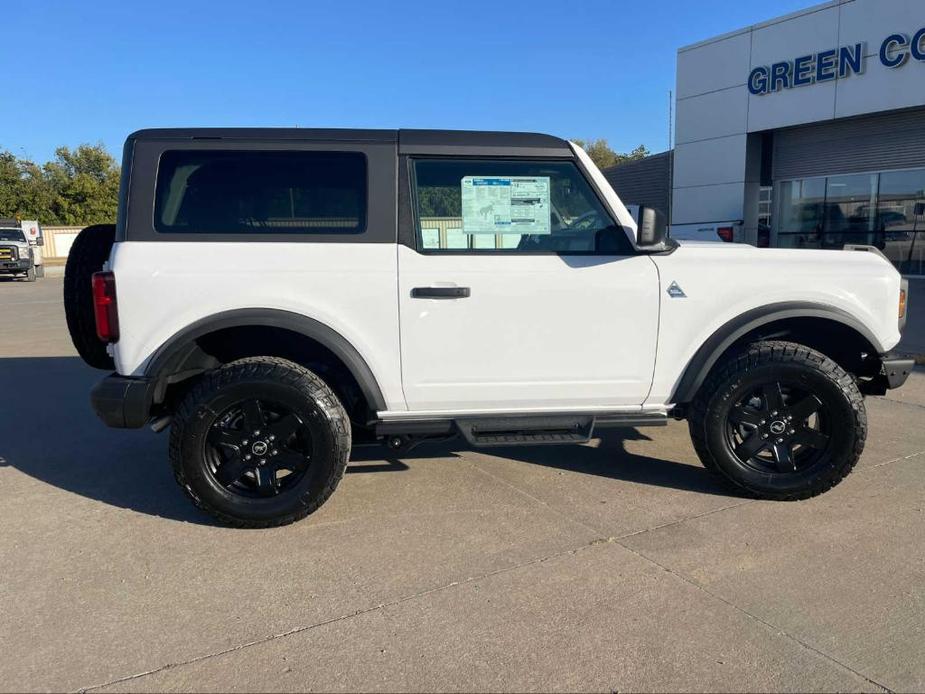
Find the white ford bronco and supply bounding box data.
[63,128,912,527]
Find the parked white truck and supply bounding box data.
[20,220,45,278]
[64,128,912,527]
[0,218,37,281]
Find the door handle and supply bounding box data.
[411,286,471,299]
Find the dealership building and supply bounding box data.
[612,0,925,274]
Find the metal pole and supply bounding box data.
[667,90,673,228]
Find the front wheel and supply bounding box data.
[689,340,866,500]
[25,266,36,282]
[169,357,351,527]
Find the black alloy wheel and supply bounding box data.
[205,398,313,498]
[725,381,830,474]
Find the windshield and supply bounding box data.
[0,229,26,242]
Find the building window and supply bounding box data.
[775,167,925,274]
[758,186,773,228]
[776,177,826,240]
[879,169,925,275]
[822,173,878,245]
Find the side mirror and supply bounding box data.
[635,206,668,248]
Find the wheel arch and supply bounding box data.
[672,302,881,405]
[144,308,387,414]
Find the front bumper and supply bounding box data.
[90,374,156,428]
[880,353,914,389]
[0,259,31,273]
[858,353,914,395]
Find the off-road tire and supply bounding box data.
[64,224,116,369]
[25,266,35,282]
[689,340,866,500]
[169,357,351,528]
[35,264,44,278]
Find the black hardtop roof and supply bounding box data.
[126,127,570,151]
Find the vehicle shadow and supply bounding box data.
[0,356,730,526]
[0,356,207,523]
[351,429,731,497]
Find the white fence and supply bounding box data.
[41,227,84,259]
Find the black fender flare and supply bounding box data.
[143,308,387,412]
[671,301,881,404]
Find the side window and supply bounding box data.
[412,159,630,253]
[154,150,366,234]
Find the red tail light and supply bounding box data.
[717,226,734,242]
[92,271,119,342]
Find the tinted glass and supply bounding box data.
[776,168,925,272]
[822,173,878,247]
[412,159,629,254]
[878,168,925,274]
[155,150,366,234]
[776,177,826,247]
[0,229,25,242]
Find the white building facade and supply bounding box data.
[673,0,925,273]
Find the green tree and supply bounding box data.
[417,185,461,218]
[572,138,650,170]
[625,144,650,161]
[0,152,22,216]
[17,160,57,222]
[44,144,120,225]
[0,143,120,225]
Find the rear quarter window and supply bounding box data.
[154,150,367,234]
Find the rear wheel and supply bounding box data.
[689,340,866,500]
[64,224,116,369]
[169,357,351,528]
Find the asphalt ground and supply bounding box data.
[1,276,923,692]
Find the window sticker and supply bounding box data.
[461,176,551,235]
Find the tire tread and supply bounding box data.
[169,356,351,528]
[689,340,866,500]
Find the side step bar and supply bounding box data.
[376,412,668,448]
[457,416,595,446]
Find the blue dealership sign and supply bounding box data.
[749,26,925,95]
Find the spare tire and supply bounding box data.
[64,224,116,370]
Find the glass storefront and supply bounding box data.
[775,167,925,274]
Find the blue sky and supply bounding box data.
[5,0,814,164]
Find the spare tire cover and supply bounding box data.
[64,224,116,370]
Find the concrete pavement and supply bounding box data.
[0,277,923,692]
